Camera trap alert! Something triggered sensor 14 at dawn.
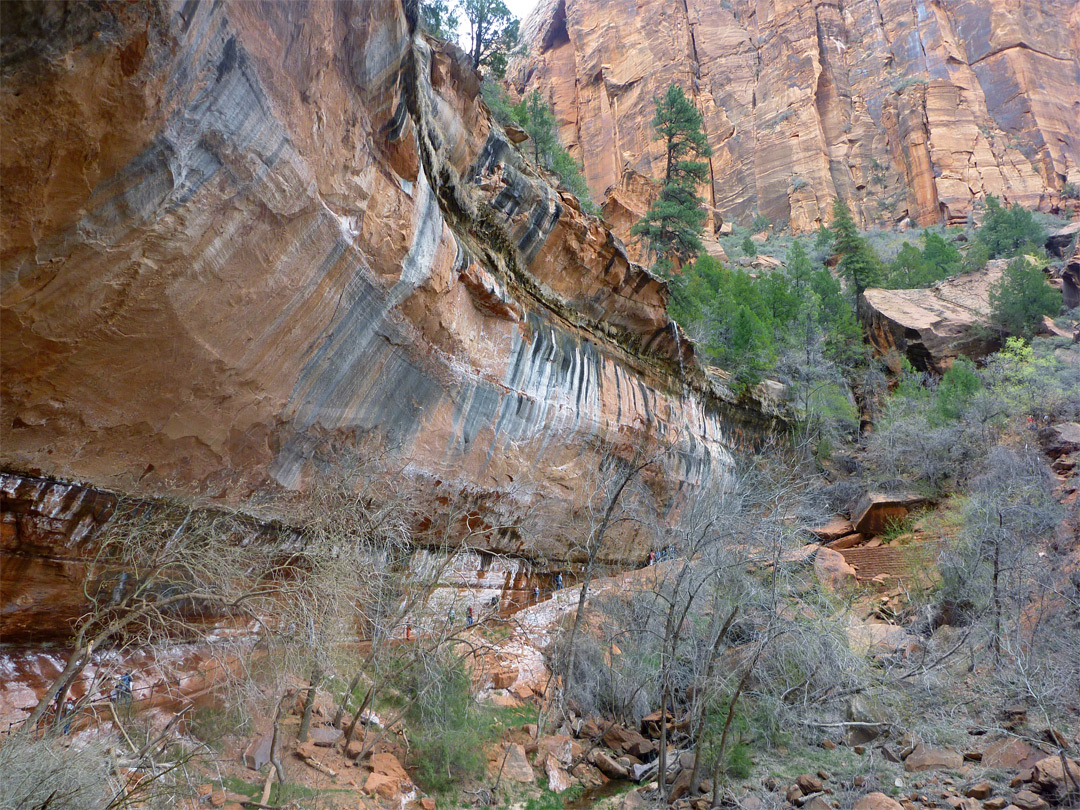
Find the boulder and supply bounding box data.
[852,493,928,536]
[803,797,833,810]
[854,793,904,810]
[964,782,992,800]
[859,263,1006,373]
[619,790,649,810]
[603,725,656,759]
[499,743,535,783]
[1040,423,1080,458]
[504,123,529,144]
[364,753,413,802]
[1028,755,1080,801]
[537,735,573,768]
[811,517,856,541]
[591,749,630,779]
[1046,222,1080,258]
[796,774,824,793]
[307,727,342,747]
[544,754,572,794]
[243,731,274,771]
[669,768,694,801]
[814,546,858,589]
[1010,790,1048,810]
[983,739,1044,770]
[905,744,964,772]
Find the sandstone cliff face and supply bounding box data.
[1,1,773,571]
[511,0,1080,232]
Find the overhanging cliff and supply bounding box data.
[0,0,780,568]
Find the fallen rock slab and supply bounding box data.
[499,743,535,784]
[590,749,630,779]
[811,517,855,541]
[860,263,1005,373]
[905,744,964,772]
[852,493,929,535]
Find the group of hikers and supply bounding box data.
[646,546,675,566]
[48,670,134,734]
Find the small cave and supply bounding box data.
[540,0,570,53]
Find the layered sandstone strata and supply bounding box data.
[1,0,777,577]
[511,0,1080,233]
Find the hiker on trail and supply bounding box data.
[555,572,563,590]
[489,595,498,608]
[533,585,540,603]
[405,620,412,641]
[113,671,133,708]
[648,550,656,566]
[466,605,474,627]
[61,698,75,734]
[448,606,455,624]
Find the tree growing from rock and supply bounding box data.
[461,0,518,78]
[419,0,459,38]
[632,84,712,269]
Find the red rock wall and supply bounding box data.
[1,1,779,572]
[511,0,1080,231]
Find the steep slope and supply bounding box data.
[511,0,1080,232]
[0,0,780,568]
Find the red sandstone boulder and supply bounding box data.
[854,793,904,810]
[364,753,413,801]
[904,744,964,772]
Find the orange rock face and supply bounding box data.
[0,1,781,575]
[511,0,1080,231]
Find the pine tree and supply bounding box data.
[461,0,518,78]
[829,198,880,299]
[520,90,557,166]
[632,84,712,267]
[989,257,1061,338]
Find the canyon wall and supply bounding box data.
[0,0,780,585]
[510,0,1080,232]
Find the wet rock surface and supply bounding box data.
[0,0,788,575]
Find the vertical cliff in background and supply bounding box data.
[510,0,1080,232]
[1,0,784,567]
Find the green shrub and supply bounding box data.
[934,357,981,422]
[752,213,772,232]
[742,235,757,257]
[975,195,1047,259]
[407,656,486,792]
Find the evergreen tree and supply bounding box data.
[976,195,1047,259]
[520,90,558,166]
[461,0,518,78]
[921,231,961,278]
[632,84,712,267]
[829,198,880,299]
[989,257,1061,338]
[741,235,757,257]
[419,1,459,38]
